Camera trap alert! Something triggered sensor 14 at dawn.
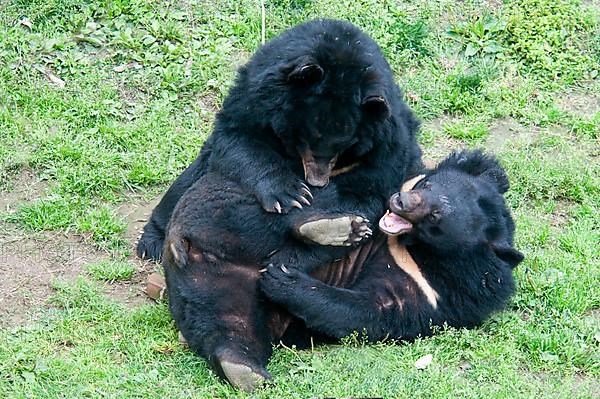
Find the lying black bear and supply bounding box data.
[163,150,523,391]
[137,18,422,265]
[261,150,524,341]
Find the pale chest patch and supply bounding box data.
[387,237,440,309]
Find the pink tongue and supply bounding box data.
[379,211,413,235]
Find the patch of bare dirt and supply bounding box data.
[0,224,103,327]
[0,223,160,328]
[0,168,48,212]
[549,201,572,228]
[482,0,504,11]
[117,194,162,243]
[88,194,165,309]
[96,194,166,309]
[197,94,220,115]
[0,217,162,328]
[115,81,150,121]
[0,172,165,327]
[104,258,160,308]
[115,195,165,305]
[421,117,548,163]
[485,118,540,150]
[524,371,599,397]
[585,308,600,321]
[558,91,600,117]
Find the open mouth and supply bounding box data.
[301,155,337,187]
[378,210,413,236]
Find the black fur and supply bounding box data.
[137,19,422,264]
[163,150,523,388]
[162,171,342,384]
[261,150,524,341]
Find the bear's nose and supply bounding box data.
[390,192,422,214]
[389,193,403,210]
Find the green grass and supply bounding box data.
[86,260,136,282]
[0,0,599,397]
[444,121,489,144]
[0,280,596,398]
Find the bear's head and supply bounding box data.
[379,150,524,268]
[234,19,402,187]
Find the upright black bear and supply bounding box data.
[163,150,523,391]
[137,18,423,270]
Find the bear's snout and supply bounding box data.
[390,191,422,214]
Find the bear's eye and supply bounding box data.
[204,252,219,264]
[428,210,441,224]
[422,181,432,189]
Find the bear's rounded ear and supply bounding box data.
[481,168,510,193]
[436,150,510,192]
[361,95,390,120]
[491,243,524,269]
[288,61,324,85]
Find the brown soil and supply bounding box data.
[117,194,162,243]
[0,225,101,327]
[558,91,600,116]
[0,169,48,212]
[0,171,163,328]
[114,194,165,307]
[485,118,541,150]
[549,201,572,228]
[421,117,539,161]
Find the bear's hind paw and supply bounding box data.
[298,215,371,246]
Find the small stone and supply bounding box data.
[415,354,433,370]
[145,273,167,301]
[458,360,471,371]
[19,18,32,29]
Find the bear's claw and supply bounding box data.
[219,361,269,392]
[136,228,165,261]
[256,177,313,214]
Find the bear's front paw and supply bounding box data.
[297,215,372,246]
[255,177,312,214]
[260,263,304,302]
[136,227,165,261]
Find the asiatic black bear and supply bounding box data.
[163,150,523,391]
